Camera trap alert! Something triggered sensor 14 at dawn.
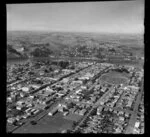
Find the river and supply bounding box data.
[7,58,29,65]
[7,57,143,68]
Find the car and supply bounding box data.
[30,120,37,125]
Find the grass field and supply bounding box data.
[13,112,73,133]
[100,71,129,85]
[64,113,83,122]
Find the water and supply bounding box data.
[7,58,29,65]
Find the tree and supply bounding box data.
[59,61,69,69]
[109,48,116,53]
[95,50,105,59]
[31,47,53,57]
[72,121,77,128]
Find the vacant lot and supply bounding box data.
[64,113,83,122]
[13,112,73,133]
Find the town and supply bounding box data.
[7,59,144,134]
[6,1,144,133]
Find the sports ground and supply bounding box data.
[100,71,129,85]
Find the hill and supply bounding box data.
[7,31,144,59]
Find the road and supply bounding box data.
[8,64,92,108]
[72,76,144,133]
[125,77,144,134]
[72,84,113,132]
[8,64,93,133]
[11,66,110,133]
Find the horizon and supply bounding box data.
[7,30,143,37]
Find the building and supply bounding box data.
[63,111,69,116]
[7,118,16,124]
[22,87,29,92]
[79,109,86,116]
[135,122,140,128]
[97,106,103,115]
[48,107,58,116]
[33,110,40,115]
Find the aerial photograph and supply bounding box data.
[7,0,144,134]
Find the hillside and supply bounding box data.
[7,31,144,59]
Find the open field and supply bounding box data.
[100,71,129,85]
[13,112,73,133]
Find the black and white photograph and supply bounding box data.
[7,0,144,133]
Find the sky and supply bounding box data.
[7,0,144,34]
